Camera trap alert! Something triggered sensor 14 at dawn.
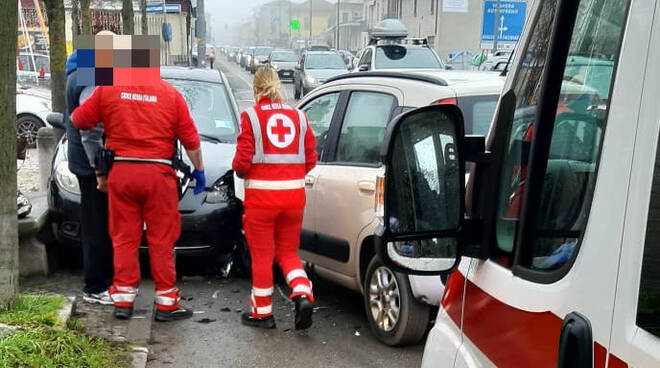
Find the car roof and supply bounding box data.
[326,70,503,88]
[160,66,223,84]
[305,51,340,55]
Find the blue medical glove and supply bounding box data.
[192,169,206,195]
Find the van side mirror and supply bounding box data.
[295,64,302,71]
[375,105,466,274]
[358,64,369,72]
[46,112,65,129]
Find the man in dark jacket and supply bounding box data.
[65,50,114,304]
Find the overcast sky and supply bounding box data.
[206,0,337,30]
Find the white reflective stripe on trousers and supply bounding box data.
[245,179,305,190]
[156,288,177,295]
[286,269,308,284]
[252,287,274,297]
[246,106,307,164]
[115,286,138,293]
[155,295,178,306]
[111,293,137,303]
[256,305,272,315]
[291,284,313,295]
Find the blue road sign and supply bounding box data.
[481,1,527,49]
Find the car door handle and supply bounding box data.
[358,180,376,193]
[305,176,315,187]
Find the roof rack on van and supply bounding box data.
[324,71,448,87]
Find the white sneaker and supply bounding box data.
[83,290,114,305]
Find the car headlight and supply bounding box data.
[55,161,80,195]
[305,75,318,85]
[205,178,230,204]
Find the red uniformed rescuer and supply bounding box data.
[233,67,317,329]
[72,80,206,322]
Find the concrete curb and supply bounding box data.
[131,345,149,368]
[56,296,76,330]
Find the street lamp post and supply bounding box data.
[336,0,340,49]
[492,0,501,52]
[309,0,312,43]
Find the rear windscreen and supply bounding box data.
[457,95,499,135]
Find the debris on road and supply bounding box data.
[231,289,240,293]
[193,311,205,314]
[354,331,361,337]
[195,318,216,324]
[220,307,231,312]
[212,290,220,299]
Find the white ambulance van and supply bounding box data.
[374,0,660,366]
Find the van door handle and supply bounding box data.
[358,180,376,193]
[305,176,315,187]
[557,312,593,368]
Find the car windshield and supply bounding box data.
[375,46,442,69]
[271,52,298,62]
[255,47,273,57]
[166,79,238,142]
[305,54,347,69]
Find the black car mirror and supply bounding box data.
[375,104,467,275]
[47,112,65,129]
[358,64,369,72]
[294,65,302,71]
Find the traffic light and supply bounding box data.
[291,19,300,30]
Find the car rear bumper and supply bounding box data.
[277,69,295,80]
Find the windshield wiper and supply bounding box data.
[199,134,232,144]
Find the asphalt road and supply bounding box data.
[145,59,425,367]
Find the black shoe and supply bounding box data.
[241,312,276,329]
[154,306,194,322]
[294,296,313,330]
[114,306,133,320]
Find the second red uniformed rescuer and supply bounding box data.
[233,67,317,330]
[71,78,206,322]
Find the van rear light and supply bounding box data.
[432,97,458,105]
[375,174,385,217]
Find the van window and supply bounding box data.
[638,142,660,338]
[494,0,628,272]
[457,95,500,136]
[335,92,395,164]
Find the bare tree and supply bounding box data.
[72,0,80,36]
[0,0,19,308]
[44,0,66,114]
[80,0,91,35]
[141,0,148,35]
[122,0,134,34]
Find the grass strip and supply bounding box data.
[0,327,129,368]
[0,294,65,327]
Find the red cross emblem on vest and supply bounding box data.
[266,114,296,148]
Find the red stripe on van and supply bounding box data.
[441,271,614,367]
[607,353,628,368]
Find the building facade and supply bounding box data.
[326,0,366,53]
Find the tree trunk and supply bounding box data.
[80,0,91,35]
[0,0,19,309]
[122,0,135,35]
[71,0,80,36]
[141,0,148,35]
[44,0,66,114]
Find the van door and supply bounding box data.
[453,0,635,365]
[610,3,660,365]
[306,88,399,277]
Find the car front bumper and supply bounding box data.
[49,182,243,255]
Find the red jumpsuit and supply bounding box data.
[72,81,200,312]
[233,97,317,318]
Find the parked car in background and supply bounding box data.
[480,50,512,71]
[48,67,246,269]
[296,70,504,346]
[267,49,298,81]
[353,19,446,72]
[293,51,348,99]
[241,47,254,69]
[227,47,240,62]
[16,84,51,147]
[248,46,274,73]
[338,50,355,68]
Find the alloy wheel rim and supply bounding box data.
[368,266,400,332]
[17,120,38,145]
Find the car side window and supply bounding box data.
[335,92,395,164]
[359,49,372,69]
[638,139,660,338]
[302,93,341,160]
[494,0,629,272]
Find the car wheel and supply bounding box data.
[16,115,45,148]
[294,83,301,99]
[363,257,430,346]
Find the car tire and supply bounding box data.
[16,114,45,148]
[363,257,430,346]
[294,83,301,99]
